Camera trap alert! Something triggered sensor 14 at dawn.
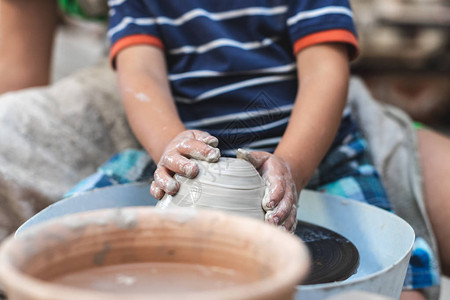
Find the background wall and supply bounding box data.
[350,0,450,134]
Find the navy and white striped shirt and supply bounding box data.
[108,0,358,156]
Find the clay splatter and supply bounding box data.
[94,242,111,266]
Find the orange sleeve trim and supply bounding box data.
[293,29,359,61]
[109,34,164,69]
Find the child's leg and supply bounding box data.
[418,128,450,276]
[400,290,426,300]
[0,0,58,94]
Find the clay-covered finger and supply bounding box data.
[189,130,219,151]
[266,189,294,225]
[262,175,285,211]
[153,167,180,195]
[202,135,219,147]
[176,139,220,162]
[191,130,219,146]
[150,181,165,199]
[160,152,199,178]
[281,205,298,233]
[236,149,268,169]
[191,130,213,141]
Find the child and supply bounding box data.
[105,1,438,298]
[109,0,362,229]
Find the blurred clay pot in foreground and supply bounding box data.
[0,207,309,300]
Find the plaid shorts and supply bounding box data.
[66,114,439,291]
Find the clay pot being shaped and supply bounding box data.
[157,157,267,220]
[0,208,310,300]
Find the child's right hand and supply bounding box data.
[150,130,220,199]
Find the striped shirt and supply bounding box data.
[108,0,359,156]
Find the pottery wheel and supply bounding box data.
[295,221,359,285]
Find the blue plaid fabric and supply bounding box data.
[306,136,392,211]
[405,237,440,290]
[67,114,439,291]
[65,149,156,198]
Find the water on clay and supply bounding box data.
[51,262,252,294]
[50,222,359,291]
[295,221,360,285]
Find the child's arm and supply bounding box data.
[277,43,349,190]
[239,43,350,231]
[116,46,220,199]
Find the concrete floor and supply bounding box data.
[47,18,450,300]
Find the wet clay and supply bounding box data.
[157,157,266,220]
[51,262,252,294]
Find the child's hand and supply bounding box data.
[237,149,298,232]
[151,130,220,199]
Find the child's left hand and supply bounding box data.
[237,149,298,232]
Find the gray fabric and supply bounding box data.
[348,77,440,299]
[0,61,138,240]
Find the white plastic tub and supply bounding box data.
[17,183,414,299]
[296,191,414,300]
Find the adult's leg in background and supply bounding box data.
[418,128,450,276]
[399,291,426,300]
[0,0,58,94]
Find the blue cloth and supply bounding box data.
[65,149,155,198]
[306,110,392,211]
[405,237,441,289]
[108,0,358,153]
